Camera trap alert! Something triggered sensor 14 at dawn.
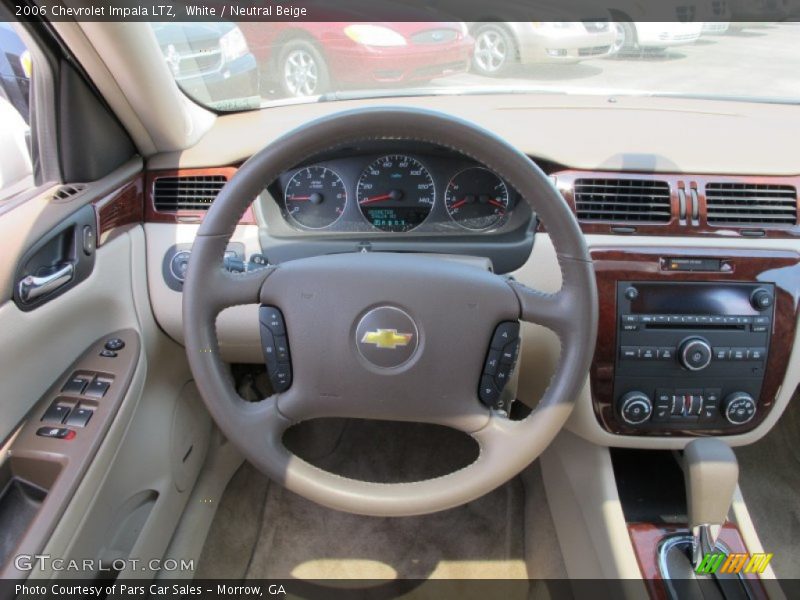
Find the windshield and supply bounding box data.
[149,20,800,111]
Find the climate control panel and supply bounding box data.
[613,281,773,433]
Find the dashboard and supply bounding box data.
[140,97,800,449]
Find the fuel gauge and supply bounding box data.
[445,167,509,231]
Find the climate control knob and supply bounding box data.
[620,391,653,425]
[679,337,712,371]
[723,392,757,426]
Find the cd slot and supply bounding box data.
[645,323,744,331]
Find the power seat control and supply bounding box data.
[259,306,292,393]
[479,321,521,411]
[619,391,653,425]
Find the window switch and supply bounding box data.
[64,406,93,428]
[42,402,71,424]
[85,379,111,398]
[61,375,90,395]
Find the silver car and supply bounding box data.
[469,21,616,76]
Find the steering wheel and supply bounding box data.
[183,108,597,516]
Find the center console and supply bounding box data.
[615,281,773,431]
[590,248,800,436]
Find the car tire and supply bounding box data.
[277,40,330,98]
[471,24,516,76]
[610,22,639,57]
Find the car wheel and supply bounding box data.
[472,25,516,76]
[611,22,638,57]
[277,40,330,98]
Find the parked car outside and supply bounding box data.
[468,20,617,76]
[239,22,472,98]
[702,0,732,33]
[609,21,704,55]
[151,22,260,110]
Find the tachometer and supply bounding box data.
[357,155,435,232]
[284,166,347,229]
[445,167,509,230]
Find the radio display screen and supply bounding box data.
[630,283,761,316]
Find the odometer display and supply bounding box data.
[357,155,435,232]
[445,167,509,230]
[284,166,347,229]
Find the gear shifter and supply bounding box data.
[683,439,739,566]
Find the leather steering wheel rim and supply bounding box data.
[183,107,597,516]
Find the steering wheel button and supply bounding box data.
[479,375,501,405]
[484,350,501,375]
[259,306,286,336]
[500,339,519,364]
[490,321,519,350]
[274,336,290,362]
[495,364,512,388]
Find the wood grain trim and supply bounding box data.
[94,177,144,247]
[590,247,800,436]
[628,522,768,599]
[552,170,800,238]
[144,167,256,225]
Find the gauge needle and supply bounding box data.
[289,196,311,201]
[488,199,506,209]
[450,198,469,210]
[359,192,396,206]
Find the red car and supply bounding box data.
[239,22,473,98]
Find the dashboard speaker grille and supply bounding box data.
[153,175,227,212]
[706,183,797,226]
[573,178,671,223]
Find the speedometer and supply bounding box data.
[356,155,435,232]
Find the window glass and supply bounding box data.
[0,20,34,200]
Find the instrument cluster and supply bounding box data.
[266,147,527,236]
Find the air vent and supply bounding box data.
[706,183,797,226]
[573,178,671,223]
[153,175,227,212]
[50,183,86,202]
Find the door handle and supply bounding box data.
[18,263,74,303]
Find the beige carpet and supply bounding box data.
[196,419,566,588]
[735,396,800,579]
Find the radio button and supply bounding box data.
[621,314,638,324]
[621,346,639,360]
[697,315,711,325]
[684,315,698,325]
[679,337,712,371]
[752,325,768,333]
[668,315,683,324]
[754,316,770,325]
[641,315,655,324]
[748,347,766,361]
[658,347,675,360]
[711,316,725,325]
[640,347,657,360]
[654,315,668,324]
[730,348,747,361]
[739,316,753,324]
[713,347,730,360]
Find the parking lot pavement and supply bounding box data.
[429,23,800,100]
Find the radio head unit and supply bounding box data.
[613,281,774,432]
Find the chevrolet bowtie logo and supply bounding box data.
[360,329,414,350]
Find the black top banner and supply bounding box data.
[8,0,800,22]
